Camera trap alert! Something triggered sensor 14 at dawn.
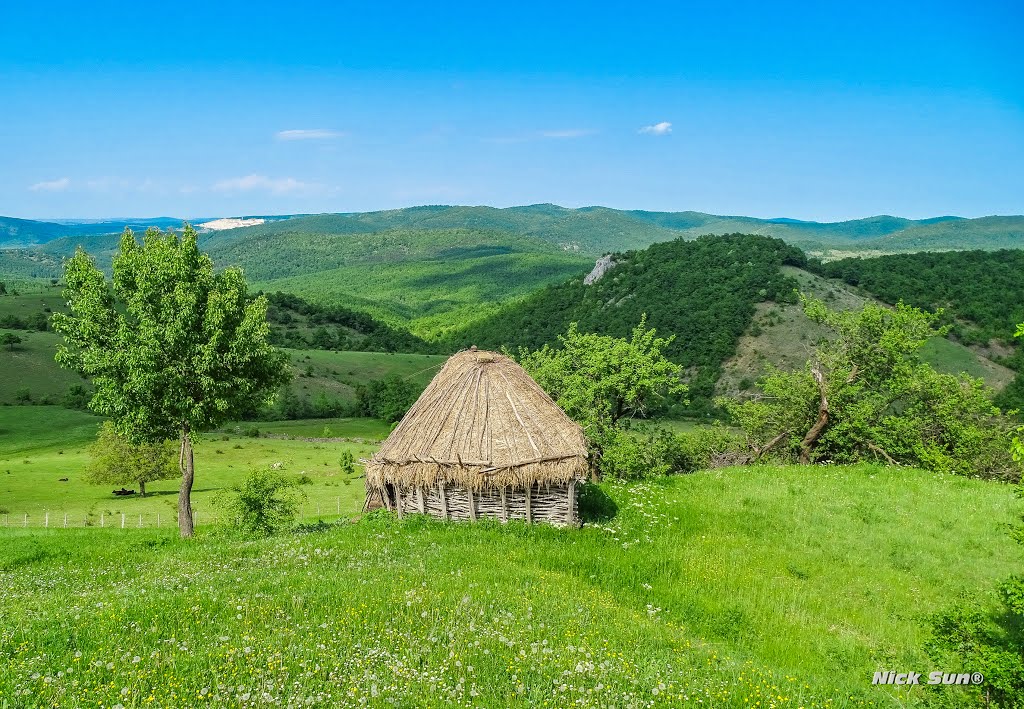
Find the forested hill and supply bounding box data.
[813,250,1024,347]
[448,234,807,412]
[812,249,1024,408]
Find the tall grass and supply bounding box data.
[1,464,1019,707]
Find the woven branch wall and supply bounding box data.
[385,481,579,528]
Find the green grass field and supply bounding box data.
[0,463,1019,707]
[0,408,391,525]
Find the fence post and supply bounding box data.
[45,512,49,528]
[100,513,105,528]
[138,514,142,528]
[337,497,340,515]
[64,513,67,528]
[23,514,27,527]
[157,513,160,528]
[121,513,125,529]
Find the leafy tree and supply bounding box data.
[52,225,290,537]
[518,317,687,477]
[725,296,1021,479]
[0,281,6,295]
[355,375,420,423]
[84,421,178,496]
[220,469,305,536]
[0,332,22,351]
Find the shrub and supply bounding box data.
[923,581,1024,707]
[596,426,691,480]
[724,297,1021,480]
[13,388,31,404]
[220,469,305,536]
[677,424,748,469]
[62,384,92,410]
[339,450,355,476]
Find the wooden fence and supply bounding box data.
[0,498,351,530]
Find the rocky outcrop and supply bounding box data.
[584,254,617,285]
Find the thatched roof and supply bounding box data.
[365,348,588,491]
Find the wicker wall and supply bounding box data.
[378,481,579,527]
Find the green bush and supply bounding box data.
[339,450,355,476]
[596,426,691,480]
[220,469,305,536]
[677,424,748,469]
[923,579,1024,707]
[62,384,92,411]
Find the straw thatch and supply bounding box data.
[364,348,588,525]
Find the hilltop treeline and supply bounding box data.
[813,250,1024,345]
[812,250,1024,408]
[450,234,807,413]
[262,292,436,354]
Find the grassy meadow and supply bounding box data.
[0,463,1020,707]
[0,407,390,526]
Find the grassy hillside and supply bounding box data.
[717,265,1016,396]
[0,329,443,409]
[256,250,588,331]
[0,331,86,404]
[0,462,1019,706]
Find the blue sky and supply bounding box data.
[2,1,1021,221]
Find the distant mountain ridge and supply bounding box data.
[2,206,1021,255]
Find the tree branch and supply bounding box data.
[752,430,789,461]
[866,441,897,465]
[799,364,829,464]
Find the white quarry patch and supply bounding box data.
[197,217,266,231]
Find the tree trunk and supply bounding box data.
[799,365,829,464]
[178,423,195,538]
[138,479,146,497]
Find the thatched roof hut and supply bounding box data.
[364,348,588,526]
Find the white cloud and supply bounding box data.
[540,129,596,139]
[212,174,320,195]
[275,129,344,141]
[639,121,672,136]
[29,177,70,192]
